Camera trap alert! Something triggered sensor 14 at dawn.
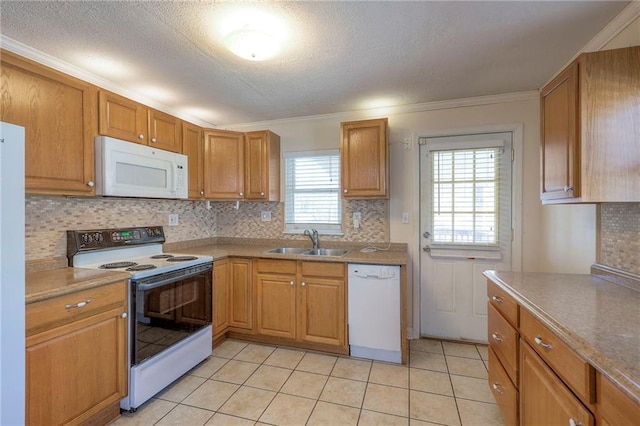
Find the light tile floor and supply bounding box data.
[111,339,505,426]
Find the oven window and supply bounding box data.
[134,270,212,365]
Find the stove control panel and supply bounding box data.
[67,226,166,256]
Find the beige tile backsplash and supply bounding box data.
[599,203,640,275]
[25,196,389,261]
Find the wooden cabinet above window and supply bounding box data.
[98,90,182,153]
[540,46,640,204]
[341,118,389,199]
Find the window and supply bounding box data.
[284,150,342,234]
[431,147,502,246]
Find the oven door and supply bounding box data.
[131,263,212,365]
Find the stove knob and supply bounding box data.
[81,234,92,244]
[154,228,162,236]
[95,233,104,243]
[146,228,153,237]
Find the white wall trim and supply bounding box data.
[411,123,524,337]
[0,35,216,128]
[541,2,640,89]
[222,92,539,129]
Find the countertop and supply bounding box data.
[171,242,408,266]
[26,268,130,304]
[483,270,640,404]
[26,239,407,303]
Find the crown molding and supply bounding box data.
[220,91,540,129]
[0,35,217,128]
[541,2,640,89]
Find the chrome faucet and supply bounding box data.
[304,229,320,249]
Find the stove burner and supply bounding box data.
[126,264,157,271]
[99,261,137,269]
[150,254,174,259]
[166,256,199,262]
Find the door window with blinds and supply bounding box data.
[284,150,342,234]
[421,135,512,257]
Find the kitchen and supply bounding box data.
[1,1,639,425]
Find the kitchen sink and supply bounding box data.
[265,247,310,254]
[303,248,349,257]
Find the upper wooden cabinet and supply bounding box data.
[244,130,280,201]
[203,129,245,200]
[203,129,280,201]
[540,46,640,203]
[182,122,204,199]
[98,90,182,153]
[340,118,389,199]
[1,50,97,196]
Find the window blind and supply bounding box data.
[431,147,501,246]
[284,150,342,233]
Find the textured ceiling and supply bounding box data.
[0,1,629,126]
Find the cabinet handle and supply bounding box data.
[86,181,95,187]
[343,189,348,193]
[239,192,244,196]
[151,137,157,143]
[289,281,294,286]
[534,335,554,350]
[301,282,306,287]
[491,332,503,343]
[260,192,265,196]
[569,418,583,426]
[138,134,145,140]
[492,383,504,395]
[121,312,128,319]
[563,186,573,192]
[200,191,204,196]
[491,295,504,303]
[65,299,91,310]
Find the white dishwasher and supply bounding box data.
[348,264,401,363]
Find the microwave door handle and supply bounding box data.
[171,162,178,194]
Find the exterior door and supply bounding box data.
[419,132,512,342]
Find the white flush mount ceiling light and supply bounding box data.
[225,27,280,61]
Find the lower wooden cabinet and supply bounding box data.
[25,281,128,426]
[254,259,347,351]
[520,340,594,426]
[213,257,253,342]
[488,347,518,426]
[596,372,640,426]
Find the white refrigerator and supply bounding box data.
[0,122,25,426]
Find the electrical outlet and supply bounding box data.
[261,211,272,222]
[168,214,179,226]
[402,212,409,224]
[353,212,361,229]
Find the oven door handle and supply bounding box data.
[134,267,211,291]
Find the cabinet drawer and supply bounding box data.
[256,258,297,275]
[488,347,518,426]
[26,281,126,336]
[520,308,594,405]
[597,372,640,426]
[300,261,345,278]
[487,279,518,327]
[488,303,518,386]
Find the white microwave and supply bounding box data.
[95,136,188,199]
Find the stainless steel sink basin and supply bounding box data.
[265,247,309,254]
[303,248,349,257]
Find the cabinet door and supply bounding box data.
[182,122,204,199]
[341,118,388,198]
[98,90,148,145]
[229,258,253,330]
[540,61,580,201]
[596,372,640,426]
[1,51,97,196]
[255,274,296,339]
[213,259,230,336]
[244,131,280,201]
[203,130,245,200]
[26,306,127,425]
[148,109,182,153]
[520,340,594,426]
[297,276,346,347]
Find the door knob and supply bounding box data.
[423,246,431,253]
[423,231,431,239]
